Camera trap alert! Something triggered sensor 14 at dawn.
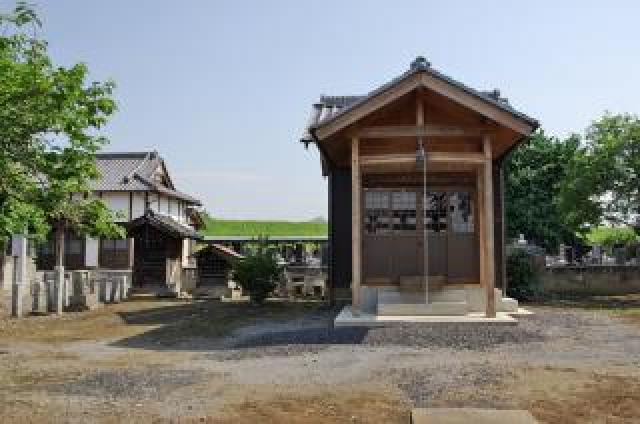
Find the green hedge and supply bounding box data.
[506,247,540,301]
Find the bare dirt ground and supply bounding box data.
[1,295,639,423]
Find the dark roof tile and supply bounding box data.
[300,58,538,143]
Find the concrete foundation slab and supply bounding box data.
[411,408,538,424]
[334,306,523,327]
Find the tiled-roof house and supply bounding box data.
[34,151,203,292]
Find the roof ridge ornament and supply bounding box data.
[410,56,431,71]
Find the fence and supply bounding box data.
[540,265,640,295]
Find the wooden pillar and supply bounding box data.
[128,238,135,269]
[483,135,496,318]
[477,167,485,290]
[351,136,362,314]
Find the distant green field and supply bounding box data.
[201,217,328,237]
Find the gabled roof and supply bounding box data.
[197,243,245,260]
[92,151,201,205]
[300,56,538,144]
[127,210,202,240]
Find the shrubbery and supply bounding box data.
[506,247,540,301]
[232,241,281,304]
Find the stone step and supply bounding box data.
[412,408,538,424]
[378,300,468,316]
[430,289,467,303]
[398,276,446,292]
[500,296,519,312]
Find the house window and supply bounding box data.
[449,192,474,233]
[425,191,448,233]
[364,191,391,234]
[100,238,129,269]
[66,235,83,255]
[391,191,417,232]
[64,232,85,270]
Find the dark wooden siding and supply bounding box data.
[130,224,181,285]
[99,238,130,269]
[329,167,352,294]
[196,247,232,285]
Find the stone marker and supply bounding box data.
[31,280,48,314]
[11,235,28,318]
[54,266,65,314]
[119,276,129,300]
[110,279,121,303]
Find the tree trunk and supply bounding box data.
[54,221,66,314]
[55,221,65,268]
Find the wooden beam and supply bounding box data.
[360,152,486,168]
[483,135,496,318]
[356,125,491,139]
[421,73,534,135]
[430,152,486,164]
[351,136,362,315]
[315,73,422,140]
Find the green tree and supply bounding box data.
[559,113,640,233]
[0,3,123,246]
[504,130,580,251]
[585,226,637,248]
[232,239,281,304]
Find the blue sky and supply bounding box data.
[26,1,640,219]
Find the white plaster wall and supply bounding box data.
[156,194,165,215]
[102,192,129,221]
[169,198,182,223]
[182,238,190,266]
[178,201,184,223]
[167,197,174,218]
[85,237,99,268]
[149,193,159,213]
[131,192,146,219]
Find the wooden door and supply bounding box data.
[133,227,167,285]
[446,191,479,282]
[425,191,448,278]
[362,187,479,284]
[362,189,420,282]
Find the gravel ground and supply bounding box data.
[2,301,640,422]
[48,368,204,400]
[196,306,640,409]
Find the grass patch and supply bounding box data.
[201,216,327,237]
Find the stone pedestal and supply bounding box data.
[68,271,100,310]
